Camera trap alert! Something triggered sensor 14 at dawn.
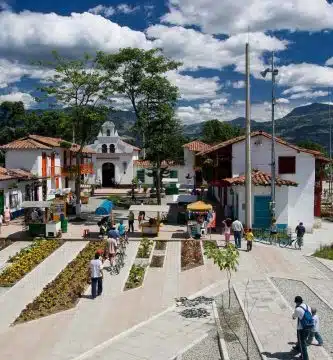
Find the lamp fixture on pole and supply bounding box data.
[261,52,279,220]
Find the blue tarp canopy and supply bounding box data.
[95,200,113,215]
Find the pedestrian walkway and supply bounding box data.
[234,277,332,360]
[0,241,88,333]
[0,241,31,269]
[48,241,139,360]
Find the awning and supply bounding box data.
[129,205,170,213]
[95,200,113,215]
[187,201,212,211]
[21,201,52,208]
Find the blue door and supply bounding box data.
[254,196,271,228]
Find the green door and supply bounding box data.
[0,190,4,214]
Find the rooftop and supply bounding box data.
[134,160,184,168]
[0,167,34,181]
[183,140,211,152]
[213,169,298,187]
[0,135,95,153]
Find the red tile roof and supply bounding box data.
[0,135,95,153]
[0,167,34,181]
[197,131,330,161]
[218,170,298,187]
[134,160,184,168]
[183,140,211,152]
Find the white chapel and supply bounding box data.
[88,121,140,187]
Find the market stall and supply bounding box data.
[186,201,213,239]
[129,204,170,236]
[21,201,62,238]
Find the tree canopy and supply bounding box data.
[202,119,243,144]
[297,140,327,155]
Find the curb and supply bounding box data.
[233,284,267,360]
[212,300,230,360]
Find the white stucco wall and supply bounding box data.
[0,180,36,213]
[5,150,42,175]
[231,136,315,230]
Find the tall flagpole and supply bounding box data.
[245,43,252,228]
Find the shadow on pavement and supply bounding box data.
[262,351,299,359]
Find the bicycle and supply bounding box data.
[253,228,276,245]
[279,232,302,250]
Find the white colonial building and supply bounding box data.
[88,121,140,187]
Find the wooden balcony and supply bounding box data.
[61,163,94,177]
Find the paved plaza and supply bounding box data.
[0,214,332,359]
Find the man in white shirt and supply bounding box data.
[89,253,103,299]
[292,296,311,360]
[232,218,243,248]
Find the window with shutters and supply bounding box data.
[136,169,145,183]
[278,156,296,174]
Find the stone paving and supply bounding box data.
[0,241,88,333]
[234,278,332,360]
[0,222,332,360]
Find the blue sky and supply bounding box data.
[1,0,333,123]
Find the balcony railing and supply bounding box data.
[62,164,94,177]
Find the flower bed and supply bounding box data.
[150,255,164,268]
[0,239,62,287]
[136,237,154,258]
[313,244,333,260]
[0,239,13,252]
[124,264,146,290]
[181,240,204,271]
[14,241,106,324]
[155,240,167,251]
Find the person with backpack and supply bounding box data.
[292,296,313,360]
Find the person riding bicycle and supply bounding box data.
[117,220,126,237]
[295,222,305,249]
[270,219,278,244]
[105,235,118,267]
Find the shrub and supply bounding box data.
[124,264,146,290]
[137,237,153,258]
[313,244,333,260]
[14,241,106,324]
[0,240,62,286]
[155,240,167,251]
[107,195,121,206]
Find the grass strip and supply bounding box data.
[15,241,106,324]
[124,264,146,290]
[313,243,333,260]
[0,239,62,287]
[0,239,13,252]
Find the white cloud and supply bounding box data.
[232,80,245,89]
[282,85,310,96]
[0,10,151,60]
[162,0,333,34]
[177,99,293,124]
[0,92,36,108]
[326,57,333,66]
[0,58,55,88]
[166,71,222,100]
[277,63,333,88]
[88,5,115,17]
[289,90,329,100]
[147,25,287,71]
[117,4,140,14]
[0,1,11,11]
[276,98,290,104]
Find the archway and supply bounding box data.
[102,163,115,187]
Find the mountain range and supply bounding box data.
[181,103,333,150]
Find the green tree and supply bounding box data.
[97,48,180,158]
[38,51,113,217]
[297,140,326,154]
[204,242,240,308]
[202,119,243,144]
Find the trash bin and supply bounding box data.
[61,218,68,233]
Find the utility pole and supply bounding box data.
[261,53,279,220]
[245,43,252,229]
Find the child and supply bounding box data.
[222,218,232,245]
[245,228,254,252]
[307,308,323,346]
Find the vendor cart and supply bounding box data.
[186,201,212,239]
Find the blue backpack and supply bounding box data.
[298,305,314,329]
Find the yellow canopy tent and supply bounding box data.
[187,201,212,212]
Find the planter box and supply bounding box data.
[142,225,159,236]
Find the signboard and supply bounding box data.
[51,199,66,221]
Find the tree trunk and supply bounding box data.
[75,152,82,218]
[227,271,231,309]
[156,162,161,206]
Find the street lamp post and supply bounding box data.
[261,53,279,220]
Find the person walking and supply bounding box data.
[128,210,135,233]
[89,253,103,299]
[295,222,306,250]
[292,296,313,360]
[105,234,118,266]
[307,308,323,346]
[245,228,254,252]
[232,218,243,248]
[0,212,3,234]
[222,218,232,245]
[4,207,10,225]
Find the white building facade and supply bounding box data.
[88,121,139,187]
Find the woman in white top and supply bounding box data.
[222,218,232,245]
[0,213,3,234]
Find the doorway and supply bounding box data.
[102,163,115,187]
[254,196,271,228]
